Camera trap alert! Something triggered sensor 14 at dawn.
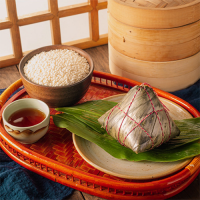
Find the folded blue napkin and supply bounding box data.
[171,79,200,112]
[0,88,74,200]
[0,79,199,200]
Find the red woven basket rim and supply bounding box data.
[0,71,199,199]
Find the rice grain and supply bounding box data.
[24,49,90,86]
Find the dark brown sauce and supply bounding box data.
[8,108,46,127]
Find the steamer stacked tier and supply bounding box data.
[108,0,200,92]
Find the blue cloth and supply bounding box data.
[0,88,74,200]
[171,79,200,112]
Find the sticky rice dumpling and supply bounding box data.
[98,84,180,154]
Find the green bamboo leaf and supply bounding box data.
[55,100,117,134]
[55,100,200,148]
[52,114,135,160]
[52,112,200,162]
[158,118,200,150]
[56,100,116,116]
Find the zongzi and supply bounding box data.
[98,84,180,154]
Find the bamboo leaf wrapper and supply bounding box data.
[98,85,180,153]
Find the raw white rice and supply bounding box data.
[23,49,90,86]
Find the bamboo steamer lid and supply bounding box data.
[109,43,200,78]
[109,43,200,92]
[108,14,200,61]
[108,0,200,29]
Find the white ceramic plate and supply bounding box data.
[73,94,193,180]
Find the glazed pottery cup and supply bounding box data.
[2,98,50,144]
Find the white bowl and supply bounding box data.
[2,98,50,144]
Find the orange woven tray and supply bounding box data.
[0,71,200,200]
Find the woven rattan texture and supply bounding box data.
[123,0,195,8]
[1,74,200,199]
[20,85,128,182]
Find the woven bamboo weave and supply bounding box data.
[126,0,196,8]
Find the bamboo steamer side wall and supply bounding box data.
[108,0,200,29]
[109,43,200,92]
[108,0,200,91]
[109,44,200,78]
[108,14,200,62]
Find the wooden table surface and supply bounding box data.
[0,44,199,200]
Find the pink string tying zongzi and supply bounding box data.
[105,83,172,150]
[117,88,141,145]
[142,83,172,145]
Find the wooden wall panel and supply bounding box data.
[0,0,108,68]
[5,0,23,62]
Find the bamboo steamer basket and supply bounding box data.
[108,0,200,29]
[108,14,200,62]
[109,43,200,92]
[108,0,200,90]
[109,43,200,78]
